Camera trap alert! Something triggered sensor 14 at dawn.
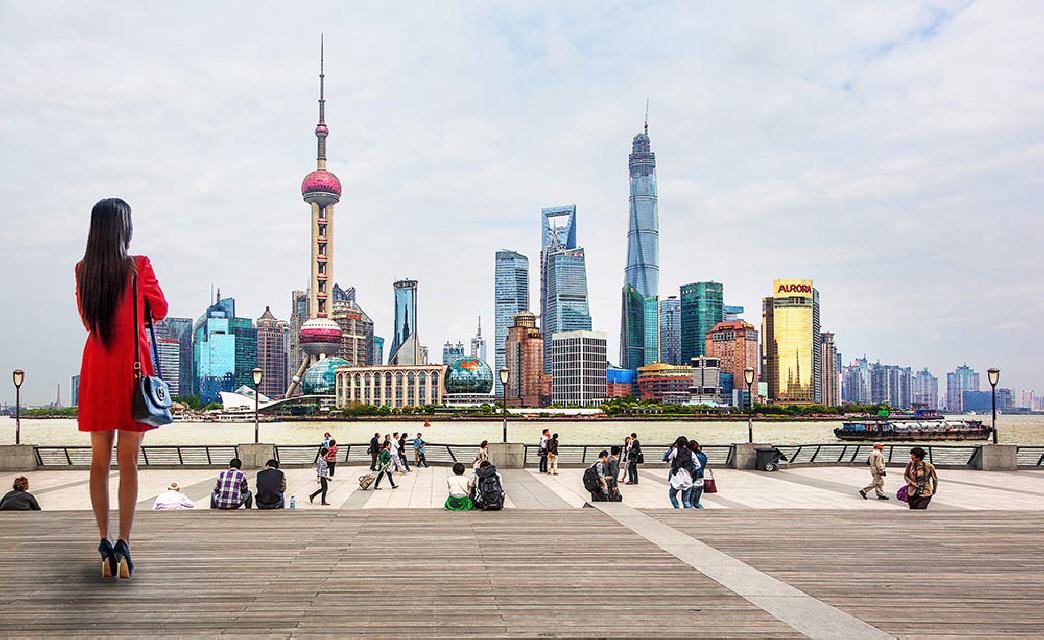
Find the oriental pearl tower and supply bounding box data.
[287,35,346,397]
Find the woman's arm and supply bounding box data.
[138,256,168,322]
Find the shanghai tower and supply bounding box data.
[620,115,660,369]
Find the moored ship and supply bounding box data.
[834,419,991,441]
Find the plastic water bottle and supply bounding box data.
[289,495,296,511]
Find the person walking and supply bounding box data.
[904,446,939,510]
[860,442,889,501]
[325,439,339,478]
[368,432,381,471]
[473,440,489,469]
[309,447,331,505]
[547,433,560,476]
[76,198,168,579]
[689,440,708,509]
[398,432,412,473]
[627,432,642,485]
[390,433,406,475]
[373,442,398,490]
[414,433,429,468]
[667,436,694,509]
[538,429,551,473]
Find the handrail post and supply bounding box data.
[177,446,184,465]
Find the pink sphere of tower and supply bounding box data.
[299,317,342,356]
[302,169,341,208]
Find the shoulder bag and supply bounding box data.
[132,270,174,427]
[703,468,718,493]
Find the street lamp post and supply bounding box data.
[12,370,25,446]
[499,368,510,443]
[251,367,264,445]
[743,367,755,444]
[987,367,1000,445]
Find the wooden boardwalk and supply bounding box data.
[0,508,1042,638]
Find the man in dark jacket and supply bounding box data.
[368,433,381,470]
[255,459,287,509]
[627,432,642,485]
[0,476,40,511]
[605,446,622,501]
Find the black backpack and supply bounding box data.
[670,447,694,475]
[582,464,602,492]
[475,466,504,511]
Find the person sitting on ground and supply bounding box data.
[583,450,610,502]
[211,458,252,510]
[256,459,287,509]
[444,462,474,511]
[152,482,195,510]
[471,460,505,510]
[0,476,41,511]
[667,436,694,509]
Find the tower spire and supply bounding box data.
[316,33,328,168]
[644,98,649,135]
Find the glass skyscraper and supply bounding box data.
[542,245,592,372]
[762,279,820,405]
[388,279,420,365]
[658,296,681,365]
[620,123,660,369]
[495,250,529,395]
[680,281,724,363]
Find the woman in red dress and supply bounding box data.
[76,198,168,579]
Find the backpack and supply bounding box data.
[671,447,694,475]
[475,466,504,511]
[582,464,602,492]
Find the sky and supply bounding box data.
[1,1,1042,406]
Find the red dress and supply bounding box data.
[76,255,169,432]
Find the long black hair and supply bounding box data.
[77,198,134,347]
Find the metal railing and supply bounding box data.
[34,445,240,468]
[1016,446,1044,467]
[274,442,479,467]
[522,444,734,467]
[775,443,981,468]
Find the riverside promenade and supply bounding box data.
[0,463,1043,638]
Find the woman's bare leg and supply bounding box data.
[116,431,144,541]
[89,431,116,539]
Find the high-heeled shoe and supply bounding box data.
[99,538,117,578]
[113,539,133,579]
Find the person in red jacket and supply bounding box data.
[76,198,168,580]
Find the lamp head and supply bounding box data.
[12,369,24,388]
[987,367,1000,387]
[499,367,509,385]
[252,367,264,386]
[743,367,755,386]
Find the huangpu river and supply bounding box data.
[3,414,1044,446]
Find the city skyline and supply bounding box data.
[2,4,1042,404]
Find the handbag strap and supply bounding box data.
[131,266,162,380]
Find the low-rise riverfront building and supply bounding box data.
[336,364,446,408]
[606,367,636,398]
[636,363,692,403]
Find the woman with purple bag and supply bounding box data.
[902,447,939,510]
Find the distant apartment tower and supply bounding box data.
[705,320,759,398]
[70,375,80,407]
[870,363,913,409]
[494,250,529,395]
[842,357,871,405]
[255,306,289,399]
[551,330,607,407]
[287,290,309,386]
[504,311,543,407]
[658,296,681,365]
[911,369,939,409]
[818,332,840,407]
[371,336,384,366]
[762,279,820,404]
[388,279,421,365]
[157,317,194,399]
[680,281,723,362]
[946,364,980,412]
[332,283,374,367]
[442,341,465,364]
[470,316,487,362]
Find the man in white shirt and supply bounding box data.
[390,432,405,474]
[538,429,550,473]
[153,482,196,510]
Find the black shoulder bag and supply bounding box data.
[132,271,174,427]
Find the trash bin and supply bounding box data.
[755,447,787,472]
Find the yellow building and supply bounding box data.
[762,279,820,405]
